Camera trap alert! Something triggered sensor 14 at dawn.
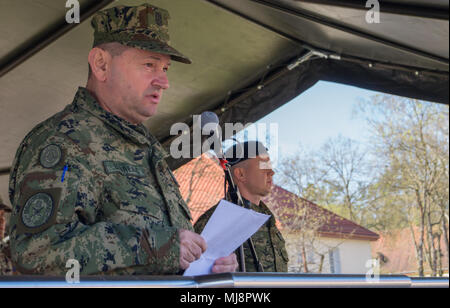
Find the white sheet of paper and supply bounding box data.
[184,199,270,276]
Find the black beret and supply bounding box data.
[224,141,269,167]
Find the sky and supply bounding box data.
[233,81,381,166]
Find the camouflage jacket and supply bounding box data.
[8,87,193,275]
[195,198,289,273]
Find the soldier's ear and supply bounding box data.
[232,166,246,183]
[88,47,111,82]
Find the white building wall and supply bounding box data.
[285,233,374,274]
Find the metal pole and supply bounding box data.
[1,273,448,288]
[294,0,449,20]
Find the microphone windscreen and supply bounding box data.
[200,111,219,127]
[200,111,220,133]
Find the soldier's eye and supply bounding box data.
[145,63,154,68]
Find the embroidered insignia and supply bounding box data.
[21,193,54,228]
[40,144,62,168]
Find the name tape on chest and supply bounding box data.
[103,161,146,178]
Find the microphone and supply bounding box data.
[200,111,219,129]
[199,111,223,158]
[199,113,256,273]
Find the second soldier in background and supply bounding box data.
[195,141,289,272]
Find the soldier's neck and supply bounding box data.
[86,81,113,114]
[238,187,261,207]
[86,82,141,125]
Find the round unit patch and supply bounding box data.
[21,193,54,228]
[40,144,62,168]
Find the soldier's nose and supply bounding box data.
[153,73,169,90]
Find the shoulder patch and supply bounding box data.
[17,188,61,234]
[40,144,62,168]
[21,193,54,228]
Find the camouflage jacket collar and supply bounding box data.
[255,200,276,229]
[72,87,154,147]
[227,193,275,228]
[247,199,273,214]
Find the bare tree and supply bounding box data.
[318,136,373,225]
[275,138,372,273]
[276,145,334,206]
[356,95,449,276]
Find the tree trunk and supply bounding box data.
[419,218,426,276]
[318,254,325,274]
[301,244,309,273]
[437,233,443,277]
[442,216,449,266]
[409,223,424,277]
[345,192,354,222]
[426,210,438,276]
[415,189,426,277]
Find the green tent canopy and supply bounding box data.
[0,0,448,183]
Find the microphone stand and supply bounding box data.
[200,113,263,272]
[219,158,264,273]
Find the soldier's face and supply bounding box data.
[242,155,275,197]
[107,48,170,124]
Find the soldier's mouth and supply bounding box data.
[146,93,161,103]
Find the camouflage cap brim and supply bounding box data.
[123,40,192,64]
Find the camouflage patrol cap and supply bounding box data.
[91,3,191,64]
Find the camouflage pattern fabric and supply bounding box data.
[0,196,13,275]
[8,87,194,275]
[0,239,13,276]
[91,3,191,64]
[195,199,289,273]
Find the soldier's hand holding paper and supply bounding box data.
[184,200,270,276]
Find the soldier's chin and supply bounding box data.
[260,189,271,197]
[140,105,158,118]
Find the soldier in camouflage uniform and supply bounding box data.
[0,197,13,275]
[8,4,237,275]
[195,141,289,272]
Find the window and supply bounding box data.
[329,248,341,274]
